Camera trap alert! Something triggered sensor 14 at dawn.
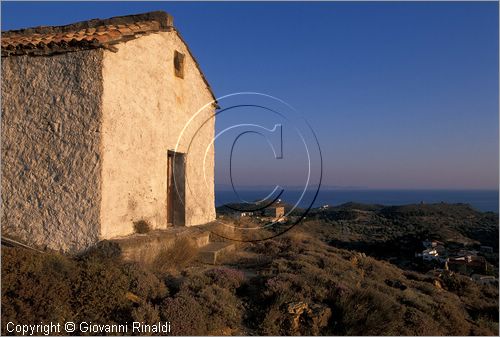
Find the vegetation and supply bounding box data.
[133,220,151,234]
[152,237,199,273]
[304,202,499,269]
[2,203,499,335]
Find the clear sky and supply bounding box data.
[2,1,498,190]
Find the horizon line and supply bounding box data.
[215,186,499,191]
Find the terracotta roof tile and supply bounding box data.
[1,11,173,56]
[117,27,134,36]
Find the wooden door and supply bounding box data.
[167,152,174,224]
[167,151,185,226]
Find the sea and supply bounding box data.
[216,189,499,213]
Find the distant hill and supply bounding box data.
[217,201,499,248]
[216,200,296,215]
[299,202,498,271]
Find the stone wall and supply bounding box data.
[100,31,216,238]
[1,50,104,252]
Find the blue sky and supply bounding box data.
[2,1,498,190]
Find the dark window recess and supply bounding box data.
[174,51,185,78]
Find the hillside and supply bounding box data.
[302,202,498,269]
[2,202,498,335]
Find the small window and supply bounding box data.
[174,50,185,78]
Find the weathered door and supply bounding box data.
[167,150,186,226]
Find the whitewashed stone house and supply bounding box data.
[1,11,216,252]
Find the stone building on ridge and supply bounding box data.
[1,11,216,252]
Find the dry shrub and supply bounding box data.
[333,288,404,335]
[470,317,500,336]
[440,272,471,294]
[1,246,132,331]
[260,303,284,335]
[122,262,168,301]
[133,220,151,234]
[2,246,174,335]
[400,306,443,335]
[204,267,246,290]
[79,240,122,261]
[255,247,337,335]
[195,284,243,333]
[403,270,429,282]
[413,281,437,296]
[431,300,471,335]
[250,238,286,256]
[131,301,161,326]
[179,268,246,294]
[283,229,314,245]
[152,237,198,273]
[160,267,245,335]
[161,293,207,335]
[71,257,131,323]
[263,273,316,303]
[1,247,75,330]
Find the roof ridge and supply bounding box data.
[1,11,174,57]
[2,11,173,36]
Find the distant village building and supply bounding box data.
[421,248,440,261]
[471,274,498,286]
[480,245,494,254]
[446,255,488,275]
[1,12,216,252]
[264,206,285,219]
[230,211,254,220]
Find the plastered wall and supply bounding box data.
[1,50,104,251]
[100,31,216,238]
